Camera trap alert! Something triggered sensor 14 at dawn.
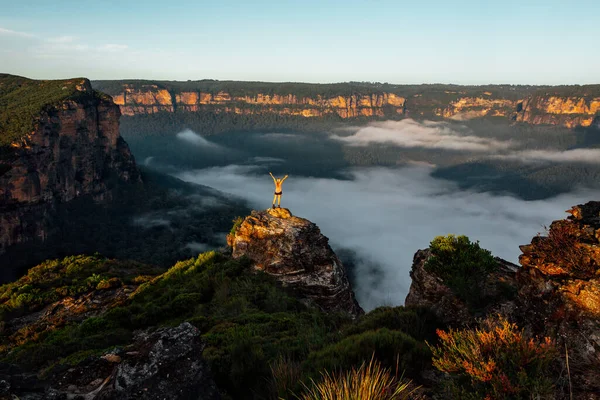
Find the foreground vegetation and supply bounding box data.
[430,316,557,399]
[0,228,577,398]
[0,251,438,399]
[299,357,416,400]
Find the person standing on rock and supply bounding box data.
[269,172,288,208]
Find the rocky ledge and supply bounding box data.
[227,208,363,316]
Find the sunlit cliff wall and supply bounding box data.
[110,84,406,119]
[96,81,600,129]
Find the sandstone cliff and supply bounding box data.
[109,83,405,119]
[405,201,600,397]
[93,80,600,129]
[0,75,140,256]
[515,95,600,128]
[227,207,363,316]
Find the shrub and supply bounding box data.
[344,306,443,342]
[425,234,497,308]
[525,221,595,278]
[230,216,244,235]
[298,357,415,400]
[305,328,430,380]
[428,316,557,399]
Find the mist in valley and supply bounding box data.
[134,120,600,311]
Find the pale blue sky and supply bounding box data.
[0,0,598,84]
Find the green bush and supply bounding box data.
[425,234,497,308]
[343,306,443,342]
[2,250,440,400]
[305,328,430,381]
[230,216,244,235]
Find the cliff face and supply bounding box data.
[111,84,406,119]
[515,96,600,128]
[434,96,518,120]
[0,78,140,255]
[93,80,600,129]
[227,207,363,316]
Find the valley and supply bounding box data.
[1,74,600,399]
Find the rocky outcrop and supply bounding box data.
[405,201,600,397]
[0,323,220,400]
[404,249,519,326]
[516,201,600,395]
[227,208,363,316]
[0,78,140,255]
[102,322,220,399]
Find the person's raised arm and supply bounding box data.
[269,172,276,182]
[282,174,289,182]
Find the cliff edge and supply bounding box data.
[227,207,363,316]
[0,74,140,257]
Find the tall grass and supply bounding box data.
[297,357,415,400]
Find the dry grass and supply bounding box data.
[267,355,303,399]
[528,221,595,278]
[297,357,416,400]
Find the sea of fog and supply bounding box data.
[175,163,600,311]
[130,122,600,311]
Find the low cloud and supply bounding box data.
[132,215,172,230]
[143,156,155,166]
[248,156,285,164]
[332,119,514,152]
[184,241,211,253]
[494,149,600,164]
[261,133,307,141]
[176,129,222,149]
[175,164,600,311]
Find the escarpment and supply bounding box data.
[93,80,600,128]
[515,95,600,128]
[108,84,406,119]
[0,75,140,258]
[227,207,363,316]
